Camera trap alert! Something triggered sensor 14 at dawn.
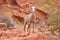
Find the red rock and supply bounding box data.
[16,0,30,7]
[0,0,5,4]
[0,30,16,38]
[0,29,29,38]
[16,31,29,37]
[18,37,25,40]
[25,34,38,40]
[0,35,8,40]
[37,34,50,40]
[30,0,38,4]
[25,33,50,40]
[9,37,19,40]
[0,0,48,22]
[0,23,7,31]
[6,0,16,5]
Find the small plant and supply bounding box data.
[48,12,60,27]
[50,28,56,34]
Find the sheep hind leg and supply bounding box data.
[24,22,27,31]
[27,23,31,33]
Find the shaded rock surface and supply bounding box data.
[0,23,7,31]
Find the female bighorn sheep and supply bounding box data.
[24,5,36,33]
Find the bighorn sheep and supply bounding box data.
[24,5,36,33]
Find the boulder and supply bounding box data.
[25,33,50,40]
[0,23,7,31]
[6,0,16,5]
[37,34,50,40]
[25,34,38,40]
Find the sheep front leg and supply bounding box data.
[27,23,31,33]
[33,15,36,33]
[24,22,27,31]
[24,18,29,32]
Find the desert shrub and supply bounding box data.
[47,12,60,33]
[47,12,60,27]
[50,28,56,34]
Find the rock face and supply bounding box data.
[15,0,48,20]
[0,29,50,40]
[25,33,50,40]
[0,0,49,40]
[0,0,5,5]
[0,0,49,30]
[6,0,17,5]
[0,23,7,31]
[0,0,48,21]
